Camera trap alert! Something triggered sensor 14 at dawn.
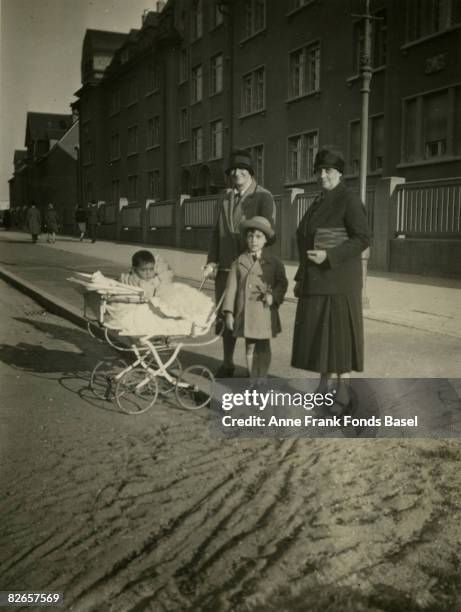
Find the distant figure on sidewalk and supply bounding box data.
[44,203,59,243]
[25,202,41,243]
[75,205,87,241]
[3,209,11,230]
[87,200,101,243]
[203,149,276,378]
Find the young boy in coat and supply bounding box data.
[222,217,288,382]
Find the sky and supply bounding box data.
[0,0,153,201]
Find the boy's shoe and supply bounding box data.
[215,364,235,378]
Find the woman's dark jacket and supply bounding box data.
[295,182,370,296]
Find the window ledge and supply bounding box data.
[190,99,203,107]
[178,138,189,144]
[178,79,188,86]
[286,1,317,18]
[108,111,120,118]
[239,28,267,46]
[82,161,93,168]
[209,90,223,99]
[343,170,383,179]
[239,108,266,120]
[284,178,317,187]
[126,101,138,108]
[109,157,121,163]
[397,155,461,168]
[190,36,203,45]
[189,160,204,166]
[146,145,160,151]
[127,152,138,158]
[286,90,321,103]
[208,156,224,162]
[209,23,224,33]
[145,89,160,97]
[400,24,461,51]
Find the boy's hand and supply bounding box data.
[225,312,234,331]
[264,292,273,307]
[307,249,327,265]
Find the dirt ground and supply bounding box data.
[1,280,461,612]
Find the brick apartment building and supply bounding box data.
[73,0,461,206]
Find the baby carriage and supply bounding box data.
[69,272,223,414]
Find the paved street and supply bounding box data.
[1,279,461,611]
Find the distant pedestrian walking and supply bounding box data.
[25,203,41,243]
[3,209,11,230]
[75,205,87,241]
[87,200,100,243]
[44,203,59,243]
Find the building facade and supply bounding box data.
[74,0,461,207]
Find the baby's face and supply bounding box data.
[134,262,155,281]
[247,229,267,253]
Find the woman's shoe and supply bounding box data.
[215,364,235,378]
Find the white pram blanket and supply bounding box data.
[71,271,215,336]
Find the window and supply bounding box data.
[110,89,120,115]
[110,133,120,160]
[353,10,387,73]
[350,121,361,173]
[349,116,385,173]
[179,49,188,83]
[192,0,203,40]
[289,42,320,98]
[192,126,203,162]
[245,0,265,38]
[179,108,188,141]
[128,175,138,202]
[246,144,264,183]
[147,117,160,148]
[111,179,120,204]
[405,0,461,43]
[402,86,461,162]
[128,125,138,154]
[287,132,318,181]
[211,3,223,28]
[127,77,138,105]
[147,170,160,199]
[370,115,384,170]
[147,61,160,92]
[191,64,203,103]
[241,67,265,115]
[210,53,224,95]
[210,119,223,158]
[83,140,92,164]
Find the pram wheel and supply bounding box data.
[175,365,214,410]
[91,358,128,401]
[115,367,159,415]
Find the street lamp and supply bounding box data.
[351,0,382,308]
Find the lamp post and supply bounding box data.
[352,0,382,308]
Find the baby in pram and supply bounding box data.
[104,250,214,336]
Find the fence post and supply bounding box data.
[177,194,190,248]
[143,199,155,244]
[372,177,406,270]
[282,188,304,260]
[117,197,128,241]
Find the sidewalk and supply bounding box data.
[0,230,460,379]
[2,230,459,337]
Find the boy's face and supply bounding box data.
[247,229,267,253]
[134,262,155,280]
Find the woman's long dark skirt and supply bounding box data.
[291,292,364,374]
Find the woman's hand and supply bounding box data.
[307,250,327,265]
[203,263,217,280]
[225,312,234,331]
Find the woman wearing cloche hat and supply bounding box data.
[222,216,288,382]
[291,147,370,413]
[204,148,276,378]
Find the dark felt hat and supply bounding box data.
[240,216,275,240]
[314,148,345,173]
[225,149,255,175]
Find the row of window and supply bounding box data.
[110,170,161,204]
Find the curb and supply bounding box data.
[0,265,88,331]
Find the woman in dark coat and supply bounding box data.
[291,148,370,412]
[25,203,42,243]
